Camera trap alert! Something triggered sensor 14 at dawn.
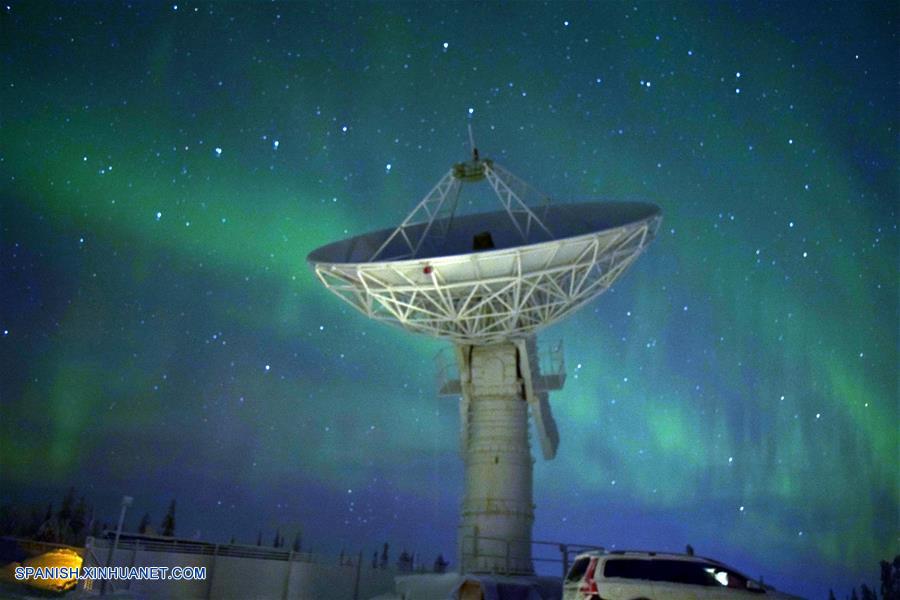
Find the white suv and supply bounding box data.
[562,550,803,600]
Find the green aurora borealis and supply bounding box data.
[1,2,897,597]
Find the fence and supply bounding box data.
[460,533,603,579]
[5,533,603,598]
[80,535,397,599]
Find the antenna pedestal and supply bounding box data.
[441,339,566,575]
[456,342,534,575]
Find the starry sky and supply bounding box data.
[1,2,897,598]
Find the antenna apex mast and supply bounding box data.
[454,123,485,181]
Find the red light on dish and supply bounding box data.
[423,265,433,275]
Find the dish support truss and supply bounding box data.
[313,215,659,346]
[369,160,554,262]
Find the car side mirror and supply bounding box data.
[747,580,765,593]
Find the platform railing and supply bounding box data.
[434,346,460,395]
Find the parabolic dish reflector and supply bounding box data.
[308,200,661,346]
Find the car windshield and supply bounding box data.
[566,557,592,582]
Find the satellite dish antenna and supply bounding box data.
[307,130,661,575]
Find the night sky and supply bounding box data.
[1,2,897,598]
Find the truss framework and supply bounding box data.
[369,169,462,262]
[314,215,660,346]
[369,161,554,262]
[483,162,554,243]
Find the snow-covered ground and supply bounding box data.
[379,572,563,600]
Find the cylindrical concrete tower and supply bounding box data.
[457,343,534,574]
